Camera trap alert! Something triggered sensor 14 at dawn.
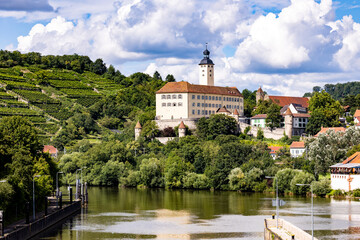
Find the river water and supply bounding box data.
[37,187,360,239]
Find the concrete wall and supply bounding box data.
[0,201,81,240]
[264,218,317,240]
[239,122,285,140]
[331,174,360,191]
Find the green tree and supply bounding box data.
[290,171,315,195]
[165,74,175,82]
[266,103,282,131]
[196,114,237,140]
[306,91,343,135]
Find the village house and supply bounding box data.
[330,152,360,191]
[289,141,306,158]
[268,146,282,160]
[43,145,58,158]
[354,109,360,124]
[251,114,267,128]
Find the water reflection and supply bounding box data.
[36,187,360,240]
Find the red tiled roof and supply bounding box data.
[43,145,57,154]
[314,127,346,137]
[290,141,305,149]
[135,121,142,129]
[233,109,239,115]
[251,114,267,119]
[268,96,309,107]
[354,109,360,118]
[269,146,282,154]
[216,106,231,113]
[342,152,360,164]
[156,81,242,97]
[292,113,311,118]
[284,108,292,116]
[179,121,186,129]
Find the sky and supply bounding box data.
[1,0,360,96]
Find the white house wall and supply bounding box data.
[331,174,360,191]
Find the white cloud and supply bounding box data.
[11,0,360,96]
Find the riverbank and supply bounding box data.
[0,200,81,240]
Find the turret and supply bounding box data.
[284,108,293,138]
[178,121,186,138]
[199,43,214,86]
[135,121,142,140]
[256,86,265,103]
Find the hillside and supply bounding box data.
[0,50,170,148]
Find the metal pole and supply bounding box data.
[32,175,40,221]
[276,178,279,229]
[311,185,314,240]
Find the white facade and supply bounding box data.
[331,174,360,191]
[293,117,309,128]
[251,118,266,128]
[290,148,305,158]
[156,92,243,120]
[199,64,214,86]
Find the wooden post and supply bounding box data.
[0,210,4,236]
[84,182,88,204]
[25,202,30,224]
[69,187,73,204]
[44,196,48,216]
[59,192,62,209]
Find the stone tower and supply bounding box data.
[135,121,142,140]
[199,44,214,86]
[256,87,265,103]
[178,121,186,138]
[284,108,293,138]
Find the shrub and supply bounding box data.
[290,171,315,195]
[274,168,300,193]
[328,189,345,197]
[228,168,245,190]
[312,179,331,196]
[183,172,210,189]
[139,158,164,188]
[353,189,360,197]
[257,128,264,140]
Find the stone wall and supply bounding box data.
[239,122,285,140]
[155,137,176,144]
[155,119,198,130]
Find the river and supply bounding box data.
[36,187,360,239]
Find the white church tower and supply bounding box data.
[199,44,214,86]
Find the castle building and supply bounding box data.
[256,87,309,108]
[155,47,244,125]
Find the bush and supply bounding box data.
[257,128,264,140]
[0,181,15,210]
[183,172,210,189]
[275,168,300,193]
[328,189,345,197]
[290,171,315,195]
[312,179,331,196]
[139,158,164,188]
[353,189,360,197]
[228,168,245,190]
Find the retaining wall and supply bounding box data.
[0,201,81,240]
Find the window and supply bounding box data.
[161,95,165,99]
[192,95,195,99]
[197,103,200,107]
[202,74,204,76]
[205,103,208,107]
[167,103,171,106]
[202,110,204,115]
[173,103,177,106]
[212,104,215,108]
[202,96,204,100]
[197,110,200,115]
[172,95,177,99]
[197,95,200,100]
[162,103,166,107]
[212,96,215,100]
[192,110,195,114]
[210,74,212,77]
[192,103,195,107]
[202,103,204,107]
[178,94,182,99]
[210,70,212,72]
[216,96,218,101]
[167,95,171,99]
[202,70,204,72]
[178,102,183,106]
[205,96,208,100]
[205,110,208,115]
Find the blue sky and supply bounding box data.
[1,0,360,96]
